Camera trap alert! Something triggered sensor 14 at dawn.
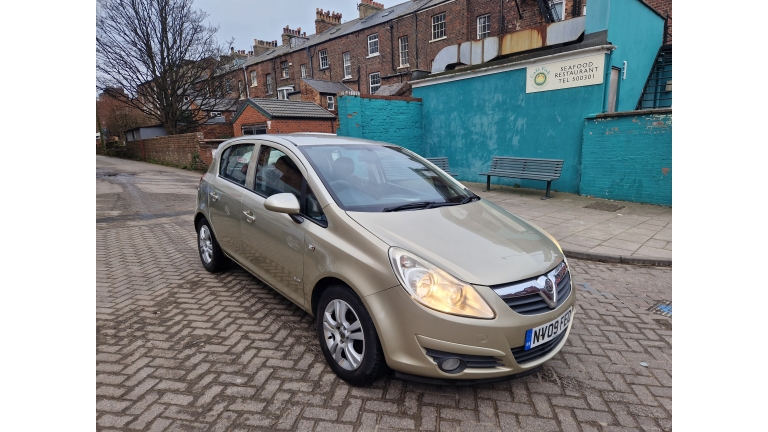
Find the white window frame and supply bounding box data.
[266,74,273,94]
[551,0,565,21]
[398,36,409,67]
[277,86,293,100]
[432,13,446,41]
[327,95,335,111]
[250,70,257,87]
[238,80,244,99]
[225,78,232,94]
[343,52,352,78]
[319,49,329,69]
[367,34,379,56]
[301,64,307,78]
[477,14,491,39]
[210,111,221,118]
[281,61,289,78]
[369,72,381,94]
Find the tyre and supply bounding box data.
[316,285,386,386]
[196,217,228,273]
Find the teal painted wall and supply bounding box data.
[413,67,605,193]
[337,95,423,153]
[580,112,671,205]
[605,0,665,112]
[585,0,610,34]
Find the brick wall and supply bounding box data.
[232,105,335,137]
[580,109,671,205]
[337,94,423,153]
[124,132,211,170]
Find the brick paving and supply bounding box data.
[97,156,672,431]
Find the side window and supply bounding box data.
[254,145,326,225]
[219,144,254,186]
[304,183,327,225]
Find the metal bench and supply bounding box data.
[480,156,564,199]
[426,157,457,177]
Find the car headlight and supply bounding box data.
[388,247,495,319]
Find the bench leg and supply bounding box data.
[486,176,491,192]
[542,181,553,200]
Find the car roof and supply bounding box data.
[221,134,398,148]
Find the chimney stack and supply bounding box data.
[253,39,278,56]
[281,26,307,46]
[358,0,384,19]
[315,8,342,34]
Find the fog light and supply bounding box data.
[438,357,464,373]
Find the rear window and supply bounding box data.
[219,144,254,186]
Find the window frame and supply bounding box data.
[319,49,329,69]
[238,80,244,99]
[398,36,409,67]
[431,13,446,41]
[251,144,327,227]
[477,14,491,39]
[367,34,379,56]
[343,52,352,78]
[225,78,232,94]
[551,0,565,21]
[266,74,273,94]
[281,61,289,78]
[301,64,307,78]
[369,72,381,94]
[250,70,258,87]
[326,95,335,111]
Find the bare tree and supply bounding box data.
[97,0,238,135]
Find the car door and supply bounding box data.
[208,142,255,263]
[239,143,326,309]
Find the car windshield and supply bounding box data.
[299,144,473,212]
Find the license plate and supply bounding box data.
[524,307,573,350]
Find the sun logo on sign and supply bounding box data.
[530,66,550,88]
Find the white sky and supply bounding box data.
[194,0,366,51]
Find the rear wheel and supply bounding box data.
[316,285,386,386]
[196,217,228,273]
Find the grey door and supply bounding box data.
[208,143,255,263]
[240,144,308,307]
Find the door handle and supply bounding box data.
[243,210,256,223]
[209,191,219,201]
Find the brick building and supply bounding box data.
[232,98,337,137]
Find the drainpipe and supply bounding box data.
[242,64,250,98]
[389,23,395,74]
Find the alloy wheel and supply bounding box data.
[199,225,213,264]
[323,299,365,370]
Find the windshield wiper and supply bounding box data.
[383,201,460,212]
[460,195,480,204]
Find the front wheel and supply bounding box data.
[316,285,386,386]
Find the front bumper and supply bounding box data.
[363,280,576,380]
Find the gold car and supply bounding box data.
[195,134,575,386]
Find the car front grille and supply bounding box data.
[510,330,567,365]
[491,262,572,315]
[424,348,503,369]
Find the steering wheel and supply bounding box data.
[330,180,354,191]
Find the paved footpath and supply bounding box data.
[97,156,672,431]
[465,183,672,264]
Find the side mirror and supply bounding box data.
[264,193,300,215]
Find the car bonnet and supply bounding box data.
[345,199,564,287]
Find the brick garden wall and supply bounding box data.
[580,109,672,205]
[337,94,423,153]
[123,133,215,170]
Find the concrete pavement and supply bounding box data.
[464,183,672,266]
